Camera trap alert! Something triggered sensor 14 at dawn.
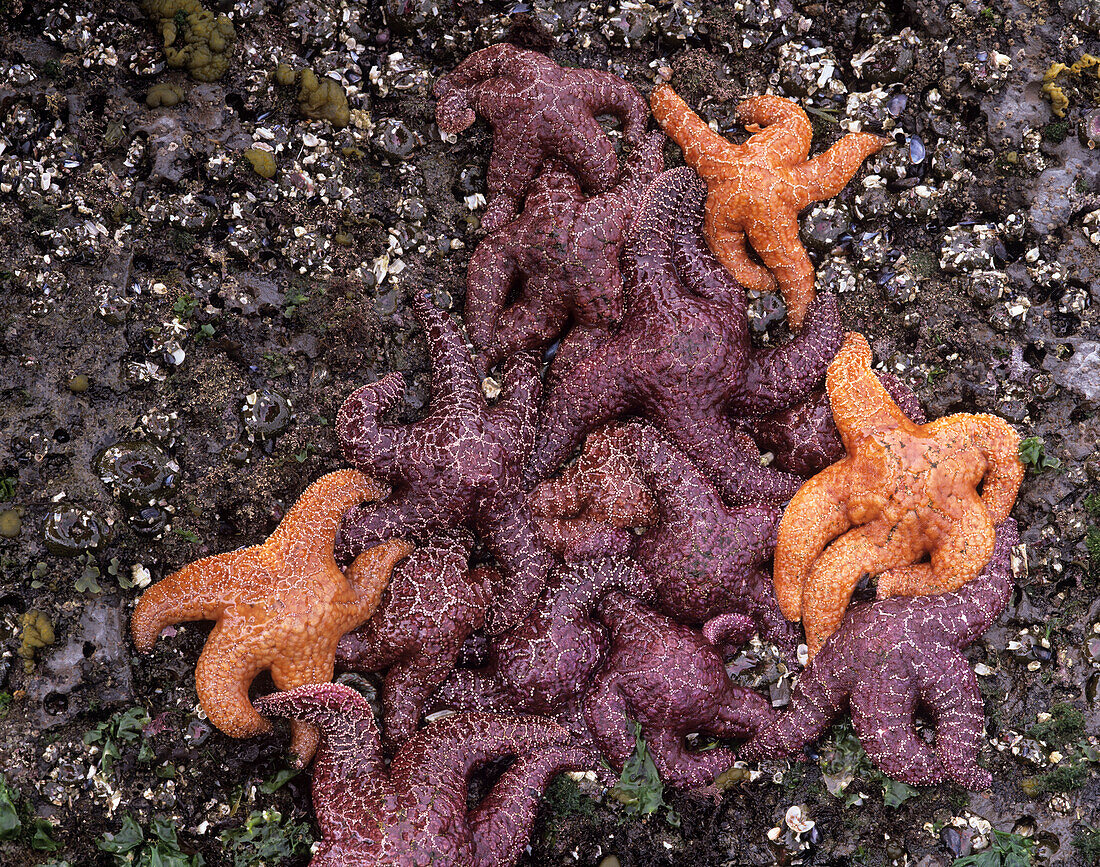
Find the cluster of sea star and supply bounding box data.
[130,44,1026,866]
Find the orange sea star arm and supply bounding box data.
[826,332,912,452]
[925,414,1023,524]
[736,95,813,165]
[800,522,919,658]
[790,133,888,209]
[773,459,854,622]
[650,84,736,181]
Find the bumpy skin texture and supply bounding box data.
[744,520,1018,789]
[335,530,491,751]
[467,132,665,371]
[432,557,652,717]
[335,295,554,635]
[254,684,595,867]
[525,167,843,506]
[650,85,886,329]
[435,43,649,232]
[585,591,776,788]
[774,332,1024,658]
[130,470,411,764]
[628,422,796,650]
[741,372,926,477]
[529,423,657,562]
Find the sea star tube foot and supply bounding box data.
[743,519,1018,789]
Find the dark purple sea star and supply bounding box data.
[335,529,492,751]
[466,132,665,372]
[585,591,776,788]
[741,519,1019,789]
[434,43,649,232]
[524,167,843,505]
[529,422,657,563]
[335,295,553,634]
[740,372,926,477]
[254,683,595,867]
[432,556,652,718]
[628,422,798,650]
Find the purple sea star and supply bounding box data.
[335,529,492,751]
[628,422,798,650]
[335,295,553,634]
[254,683,595,867]
[740,372,926,477]
[741,519,1019,789]
[432,556,652,718]
[465,131,665,372]
[529,422,657,563]
[435,43,649,231]
[524,167,843,505]
[585,591,776,788]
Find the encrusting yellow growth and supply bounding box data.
[19,610,55,673]
[273,64,351,128]
[243,147,277,178]
[142,0,236,82]
[1042,54,1100,118]
[146,82,185,108]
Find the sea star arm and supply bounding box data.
[465,229,521,354]
[800,523,922,658]
[736,95,813,165]
[337,371,408,470]
[572,67,648,143]
[668,410,802,505]
[772,459,855,622]
[484,136,545,230]
[727,292,842,415]
[194,620,273,738]
[740,207,817,329]
[583,672,635,771]
[414,294,486,408]
[468,746,598,867]
[648,727,738,787]
[129,550,245,650]
[826,333,911,452]
[491,350,543,448]
[649,84,737,182]
[525,337,633,484]
[790,132,890,209]
[876,496,993,598]
[266,469,386,553]
[924,414,1023,524]
[253,684,387,820]
[433,43,524,133]
[343,539,413,619]
[477,490,554,634]
[706,207,779,294]
[335,492,440,563]
[917,652,991,789]
[848,657,945,784]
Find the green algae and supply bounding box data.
[142,0,236,82]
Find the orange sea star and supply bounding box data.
[773,332,1024,658]
[130,469,411,763]
[650,84,886,328]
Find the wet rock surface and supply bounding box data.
[0,1,1097,865]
